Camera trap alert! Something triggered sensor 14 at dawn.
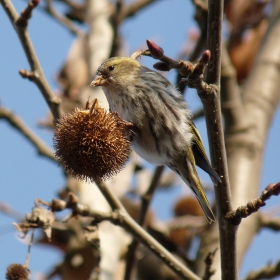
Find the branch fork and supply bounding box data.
[226,182,280,225]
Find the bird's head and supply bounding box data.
[90,57,141,89]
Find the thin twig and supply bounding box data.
[165,214,206,231]
[226,182,280,225]
[0,202,25,221]
[45,0,84,35]
[139,166,165,224]
[108,0,123,57]
[200,1,237,280]
[141,40,211,88]
[259,214,280,231]
[57,0,83,10]
[244,260,280,280]
[0,0,62,122]
[176,0,208,93]
[203,248,218,280]
[124,165,164,280]
[192,107,204,120]
[95,180,126,212]
[118,0,159,22]
[25,229,34,268]
[0,107,57,162]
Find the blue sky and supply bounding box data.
[0,0,280,279]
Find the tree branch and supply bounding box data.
[165,214,206,231]
[124,165,164,280]
[118,0,159,22]
[259,214,280,231]
[0,0,62,122]
[0,107,57,162]
[244,260,280,280]
[226,182,280,225]
[176,0,208,93]
[195,0,236,279]
[203,248,217,280]
[45,0,84,35]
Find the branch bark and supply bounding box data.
[195,0,237,279]
[0,107,57,162]
[124,165,164,280]
[0,0,62,121]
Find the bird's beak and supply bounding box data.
[90,75,105,87]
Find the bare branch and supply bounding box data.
[140,40,212,93]
[16,0,39,27]
[25,230,34,268]
[203,249,218,280]
[139,166,165,225]
[226,182,280,225]
[244,260,280,280]
[94,180,126,212]
[177,0,208,93]
[0,0,62,121]
[45,0,84,35]
[0,107,57,162]
[124,165,164,280]
[181,50,212,92]
[192,107,204,120]
[108,0,123,57]
[197,0,236,279]
[259,214,280,231]
[165,214,206,231]
[0,202,24,221]
[59,0,83,10]
[118,0,159,22]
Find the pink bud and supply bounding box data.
[201,50,211,64]
[265,183,275,192]
[32,0,40,5]
[153,62,170,71]
[146,40,164,59]
[272,182,280,196]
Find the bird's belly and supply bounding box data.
[132,141,164,165]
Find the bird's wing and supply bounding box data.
[190,121,221,185]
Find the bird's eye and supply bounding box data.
[108,65,115,71]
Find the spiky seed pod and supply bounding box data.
[53,99,132,182]
[6,264,29,280]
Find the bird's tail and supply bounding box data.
[189,177,215,224]
[180,147,215,224]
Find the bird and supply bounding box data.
[91,56,221,223]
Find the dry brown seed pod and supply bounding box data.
[6,263,29,280]
[53,99,133,182]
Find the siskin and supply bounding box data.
[91,57,221,223]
